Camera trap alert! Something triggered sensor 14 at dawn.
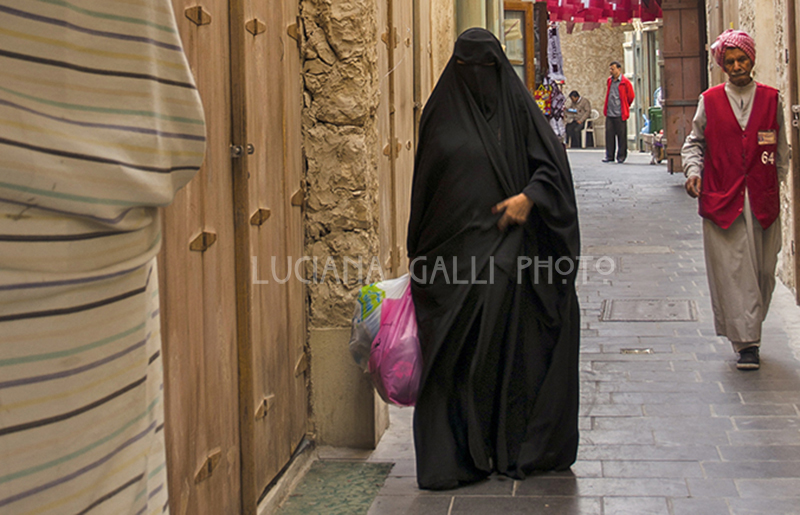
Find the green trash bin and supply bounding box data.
[648,106,663,134]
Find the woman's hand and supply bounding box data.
[493,193,534,231]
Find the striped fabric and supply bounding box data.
[0,1,205,514]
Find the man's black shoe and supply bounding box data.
[737,346,760,370]
[602,158,614,163]
[617,158,626,164]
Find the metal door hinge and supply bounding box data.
[250,208,272,226]
[189,231,217,252]
[246,18,266,36]
[290,180,307,207]
[194,448,222,483]
[294,351,309,377]
[185,6,211,26]
[792,105,800,128]
[231,144,254,158]
[255,394,275,420]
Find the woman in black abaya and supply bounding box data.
[407,28,581,490]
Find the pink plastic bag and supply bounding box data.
[368,280,421,407]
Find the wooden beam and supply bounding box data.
[227,0,256,512]
[788,0,800,304]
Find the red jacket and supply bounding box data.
[603,75,635,121]
[699,83,780,230]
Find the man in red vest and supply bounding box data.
[682,30,789,370]
[602,61,635,163]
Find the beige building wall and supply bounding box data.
[431,0,456,83]
[558,23,628,145]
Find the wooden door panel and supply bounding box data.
[281,0,309,450]
[395,0,416,275]
[791,0,800,302]
[241,0,307,496]
[661,0,706,173]
[241,0,294,495]
[162,1,242,514]
[679,9,701,49]
[377,0,394,277]
[414,0,435,144]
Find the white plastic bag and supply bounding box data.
[348,274,409,371]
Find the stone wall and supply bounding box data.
[737,0,795,290]
[300,0,388,449]
[300,0,381,329]
[768,0,796,291]
[558,23,628,138]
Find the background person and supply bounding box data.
[602,61,634,163]
[681,29,788,370]
[564,90,592,148]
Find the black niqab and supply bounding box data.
[408,28,581,489]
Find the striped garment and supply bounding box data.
[0,1,205,514]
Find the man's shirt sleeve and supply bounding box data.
[777,96,790,181]
[681,95,706,179]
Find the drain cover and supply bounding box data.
[583,245,672,255]
[575,180,611,189]
[600,299,697,322]
[620,348,654,354]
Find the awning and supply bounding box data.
[546,0,662,25]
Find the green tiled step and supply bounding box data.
[277,461,393,515]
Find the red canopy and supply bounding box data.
[547,0,661,25]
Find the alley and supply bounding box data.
[340,149,800,515]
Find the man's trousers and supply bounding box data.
[605,116,627,162]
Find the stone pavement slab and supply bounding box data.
[357,150,800,514]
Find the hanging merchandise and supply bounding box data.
[534,82,553,117]
[547,24,566,82]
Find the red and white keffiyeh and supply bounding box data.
[710,29,756,68]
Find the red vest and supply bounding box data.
[700,83,780,230]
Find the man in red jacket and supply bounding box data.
[682,30,788,370]
[602,61,635,163]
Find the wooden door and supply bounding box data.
[161,2,242,515]
[379,0,431,277]
[661,0,707,173]
[377,0,395,278]
[414,0,435,145]
[395,0,416,275]
[236,0,308,504]
[162,0,307,513]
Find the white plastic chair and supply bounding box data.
[582,109,600,148]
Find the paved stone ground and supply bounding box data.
[322,149,800,515]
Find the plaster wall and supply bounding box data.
[558,23,628,143]
[431,0,456,82]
